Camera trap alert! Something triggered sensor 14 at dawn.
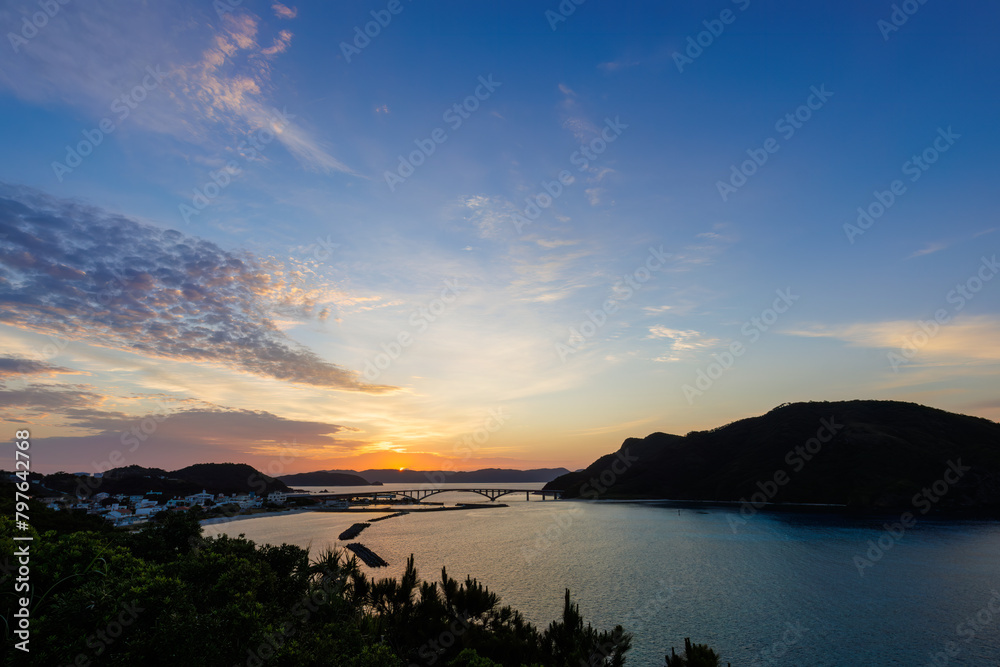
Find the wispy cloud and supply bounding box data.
[0,382,107,416]
[459,194,522,240]
[262,29,294,56]
[647,326,720,362]
[907,241,948,259]
[272,3,298,19]
[0,0,353,175]
[785,315,1000,363]
[585,187,604,206]
[557,82,598,143]
[0,184,393,392]
[536,238,580,249]
[177,11,355,174]
[0,357,81,378]
[669,224,738,269]
[597,59,640,73]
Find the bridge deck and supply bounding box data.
[289,488,564,503]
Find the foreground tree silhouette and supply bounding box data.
[664,637,725,667]
[541,589,631,667]
[1,503,723,666]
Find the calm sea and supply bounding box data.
[204,484,1000,666]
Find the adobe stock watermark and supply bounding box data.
[51,65,167,182]
[544,0,587,31]
[878,0,931,41]
[304,234,339,261]
[384,75,502,192]
[620,578,675,635]
[728,417,842,533]
[844,126,960,244]
[339,0,412,63]
[74,399,172,499]
[423,408,508,489]
[747,621,809,667]
[853,459,970,577]
[682,288,799,404]
[10,262,138,371]
[7,0,71,53]
[888,255,998,372]
[555,245,671,362]
[716,84,832,201]
[179,107,295,224]
[362,278,465,380]
[922,590,1000,667]
[408,610,475,666]
[235,566,348,667]
[672,0,752,73]
[585,579,675,666]
[521,448,639,563]
[512,116,627,234]
[67,600,145,666]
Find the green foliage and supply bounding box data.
[448,648,505,667]
[0,483,113,534]
[1,515,717,666]
[543,589,631,667]
[664,637,723,667]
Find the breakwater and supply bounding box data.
[346,543,389,567]
[338,522,370,540]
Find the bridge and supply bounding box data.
[292,488,564,504]
[392,488,563,502]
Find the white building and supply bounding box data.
[266,491,287,505]
[185,490,214,506]
[134,506,165,517]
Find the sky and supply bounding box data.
[0,0,998,475]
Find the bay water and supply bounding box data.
[204,484,1000,665]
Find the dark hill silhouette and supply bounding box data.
[273,471,371,486]
[544,401,1000,510]
[43,463,289,497]
[171,463,289,494]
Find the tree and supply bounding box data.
[664,637,724,667]
[543,589,631,667]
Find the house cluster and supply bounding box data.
[40,487,289,527]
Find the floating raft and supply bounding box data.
[346,543,388,568]
[337,522,370,540]
[369,511,408,523]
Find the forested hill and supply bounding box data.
[39,463,289,496]
[544,400,1000,510]
[274,471,372,486]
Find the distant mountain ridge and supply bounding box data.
[277,467,571,486]
[42,463,289,497]
[272,471,372,487]
[544,401,1000,510]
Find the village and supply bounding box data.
[32,481,298,527]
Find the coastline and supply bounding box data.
[200,508,315,526]
[199,502,511,527]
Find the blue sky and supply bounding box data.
[1,0,998,474]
